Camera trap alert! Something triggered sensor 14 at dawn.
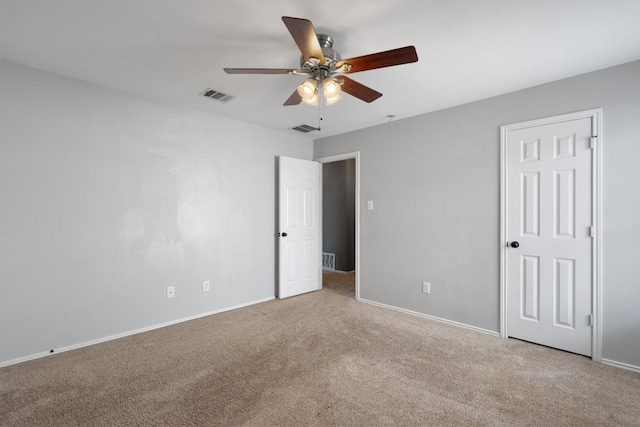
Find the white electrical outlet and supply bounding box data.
[422,282,431,294]
[167,286,175,298]
[202,280,210,292]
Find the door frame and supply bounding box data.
[499,109,602,362]
[315,151,361,301]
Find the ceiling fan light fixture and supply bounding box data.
[301,93,319,106]
[323,77,341,99]
[297,78,317,100]
[324,93,341,105]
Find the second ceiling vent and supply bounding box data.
[290,124,319,133]
[200,88,234,103]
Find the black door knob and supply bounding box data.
[510,241,519,248]
[281,232,287,237]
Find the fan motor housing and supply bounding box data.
[299,34,341,76]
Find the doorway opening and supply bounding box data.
[316,152,360,300]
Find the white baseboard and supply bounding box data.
[602,358,640,373]
[0,296,275,368]
[358,298,500,337]
[6,295,637,374]
[359,299,640,373]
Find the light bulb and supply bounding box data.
[301,94,318,106]
[325,94,341,105]
[323,78,341,99]
[297,78,317,100]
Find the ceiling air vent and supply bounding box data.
[291,124,319,133]
[200,88,234,103]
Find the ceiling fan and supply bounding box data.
[224,16,419,107]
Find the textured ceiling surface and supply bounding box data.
[1,0,639,138]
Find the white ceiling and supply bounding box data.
[1,0,639,139]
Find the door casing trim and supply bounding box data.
[499,109,602,362]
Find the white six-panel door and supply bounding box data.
[278,156,321,299]
[505,116,594,356]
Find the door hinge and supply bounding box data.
[590,136,597,149]
[589,225,595,237]
[588,314,594,327]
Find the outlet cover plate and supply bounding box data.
[202,280,210,292]
[167,286,175,298]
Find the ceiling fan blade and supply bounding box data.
[224,68,295,74]
[283,90,302,106]
[282,16,325,65]
[339,76,382,103]
[336,46,418,74]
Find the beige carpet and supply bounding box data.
[1,271,639,426]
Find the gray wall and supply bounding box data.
[0,60,313,365]
[314,61,640,369]
[2,58,638,370]
[322,160,355,272]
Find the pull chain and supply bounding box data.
[317,80,323,131]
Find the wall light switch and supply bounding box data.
[367,200,374,210]
[167,286,175,298]
[422,282,431,294]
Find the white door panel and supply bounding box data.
[506,117,593,356]
[278,156,320,299]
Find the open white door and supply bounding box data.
[278,156,321,299]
